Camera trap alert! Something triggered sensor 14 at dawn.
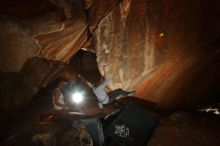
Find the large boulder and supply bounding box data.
[0,0,89,113]
[0,0,88,72]
[94,0,220,108]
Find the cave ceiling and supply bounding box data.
[0,0,220,111]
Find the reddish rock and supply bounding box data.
[94,0,220,108]
[36,0,89,62]
[0,0,89,112]
[0,57,65,113]
[95,0,156,90]
[0,0,220,114]
[0,11,65,72]
[0,0,88,72]
[86,0,120,32]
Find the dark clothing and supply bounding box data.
[108,88,130,104]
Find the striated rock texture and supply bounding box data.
[0,0,88,113]
[95,0,157,90]
[94,0,220,108]
[36,0,88,62]
[86,0,120,32]
[0,0,88,72]
[0,0,220,113]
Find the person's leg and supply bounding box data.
[108,88,132,104]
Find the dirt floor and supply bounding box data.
[148,110,220,146]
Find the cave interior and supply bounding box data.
[0,0,220,145]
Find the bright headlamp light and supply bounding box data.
[71,91,84,104]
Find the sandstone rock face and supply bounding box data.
[0,0,88,72]
[94,0,220,108]
[0,57,65,113]
[36,0,88,62]
[86,0,120,32]
[0,0,88,113]
[95,0,157,90]
[0,0,220,113]
[0,16,40,72]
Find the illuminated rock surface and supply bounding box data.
[0,0,88,112]
[94,0,220,108]
[0,0,87,72]
[0,0,220,145]
[0,0,220,129]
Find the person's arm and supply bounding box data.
[78,74,94,88]
[97,76,109,89]
[86,81,93,88]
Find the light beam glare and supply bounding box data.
[71,92,84,104]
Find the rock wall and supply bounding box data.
[1,0,220,112]
[95,0,157,90]
[0,57,65,114]
[0,0,88,113]
[94,0,220,108]
[0,0,88,72]
[86,0,120,32]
